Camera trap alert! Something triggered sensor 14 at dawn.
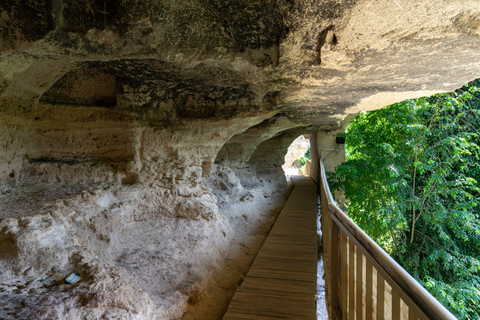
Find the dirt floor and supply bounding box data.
[0,166,293,320]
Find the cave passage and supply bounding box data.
[1,0,480,318]
[223,176,319,319]
[283,134,311,178]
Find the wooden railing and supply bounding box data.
[319,160,457,320]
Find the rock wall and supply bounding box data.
[1,0,480,319]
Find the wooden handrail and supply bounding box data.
[319,159,457,320]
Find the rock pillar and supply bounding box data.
[316,131,345,173]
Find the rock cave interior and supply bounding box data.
[0,0,479,319]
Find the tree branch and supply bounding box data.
[411,147,418,243]
[414,180,438,225]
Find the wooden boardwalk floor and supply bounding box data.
[223,176,318,320]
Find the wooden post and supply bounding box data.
[409,308,418,320]
[356,248,363,320]
[392,291,401,320]
[365,260,373,320]
[320,170,332,318]
[342,232,348,320]
[331,220,340,313]
[349,241,355,319]
[377,273,385,320]
[309,132,320,184]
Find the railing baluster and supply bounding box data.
[366,260,373,320]
[377,273,385,320]
[349,240,355,319]
[356,247,363,320]
[320,183,332,318]
[342,232,348,320]
[409,307,418,320]
[392,291,401,320]
[331,218,340,314]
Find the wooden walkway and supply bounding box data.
[223,176,318,320]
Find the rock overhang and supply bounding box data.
[1,0,480,183]
[1,1,480,318]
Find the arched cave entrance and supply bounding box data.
[282,134,311,179]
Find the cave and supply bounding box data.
[1,0,480,319]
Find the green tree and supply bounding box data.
[334,80,480,319]
[305,148,311,160]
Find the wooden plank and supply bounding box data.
[392,291,401,320]
[377,273,385,320]
[409,307,418,320]
[331,220,340,311]
[223,176,318,320]
[226,291,313,318]
[247,267,315,283]
[223,314,292,320]
[237,276,316,295]
[356,247,363,320]
[365,260,373,320]
[349,240,355,319]
[341,232,348,320]
[321,182,332,318]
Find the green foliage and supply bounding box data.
[333,79,480,319]
[293,156,306,167]
[293,155,310,173]
[305,148,311,160]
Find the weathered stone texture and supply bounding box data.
[1,0,480,319]
[0,0,54,51]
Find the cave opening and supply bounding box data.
[282,134,311,179]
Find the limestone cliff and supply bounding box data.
[0,0,479,319]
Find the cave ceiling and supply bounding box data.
[1,2,480,318]
[1,0,480,140]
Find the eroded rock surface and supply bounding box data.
[1,0,480,319]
